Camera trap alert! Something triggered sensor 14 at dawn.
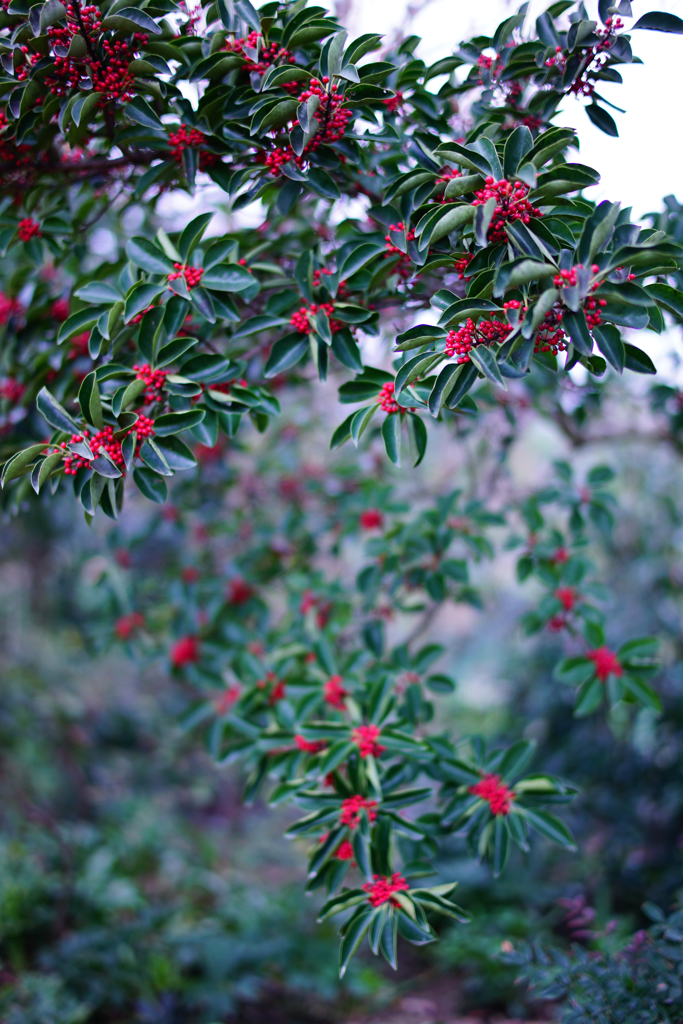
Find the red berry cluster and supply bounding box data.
[92,33,147,101]
[323,674,348,709]
[264,78,351,176]
[468,773,514,815]
[208,377,247,395]
[351,724,386,758]
[534,306,568,355]
[39,5,147,102]
[472,177,542,244]
[445,317,512,364]
[363,873,410,907]
[227,577,253,605]
[18,218,41,241]
[68,330,91,360]
[62,417,154,476]
[335,840,355,861]
[168,264,204,289]
[297,78,351,146]
[299,590,332,628]
[435,166,461,203]
[0,111,36,184]
[384,221,416,255]
[453,253,474,280]
[135,414,155,439]
[359,509,383,530]
[477,52,500,85]
[383,91,404,114]
[383,222,416,278]
[0,292,23,324]
[51,298,70,321]
[376,381,415,415]
[587,646,622,682]
[289,302,342,334]
[312,267,332,287]
[339,795,378,828]
[545,17,623,97]
[168,124,218,170]
[62,428,119,475]
[115,611,144,640]
[214,684,241,714]
[0,378,24,402]
[171,635,200,668]
[506,112,543,131]
[295,734,327,754]
[134,363,169,403]
[224,30,295,75]
[553,264,607,330]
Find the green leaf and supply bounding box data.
[646,282,683,318]
[339,907,373,977]
[396,908,436,945]
[574,677,604,716]
[378,911,398,970]
[492,816,510,877]
[623,343,656,374]
[74,281,122,304]
[563,310,593,357]
[318,887,366,922]
[350,403,379,447]
[140,439,172,476]
[623,675,662,712]
[153,410,206,436]
[381,414,401,465]
[554,656,595,686]
[633,11,683,33]
[330,413,355,450]
[443,173,485,199]
[469,346,506,389]
[585,103,618,137]
[503,125,533,178]
[57,307,107,344]
[178,213,213,263]
[499,740,536,783]
[124,95,164,131]
[307,168,341,200]
[518,808,577,850]
[78,371,103,429]
[444,361,479,410]
[618,636,659,659]
[428,204,475,246]
[264,334,309,377]
[133,466,168,503]
[124,284,164,324]
[1,444,49,487]
[203,264,256,293]
[406,413,427,466]
[593,323,624,373]
[36,387,79,432]
[101,6,161,32]
[126,237,174,275]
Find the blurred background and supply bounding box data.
[3,358,683,1023]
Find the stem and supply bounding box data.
[70,0,97,62]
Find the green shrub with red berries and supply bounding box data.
[1,0,683,981]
